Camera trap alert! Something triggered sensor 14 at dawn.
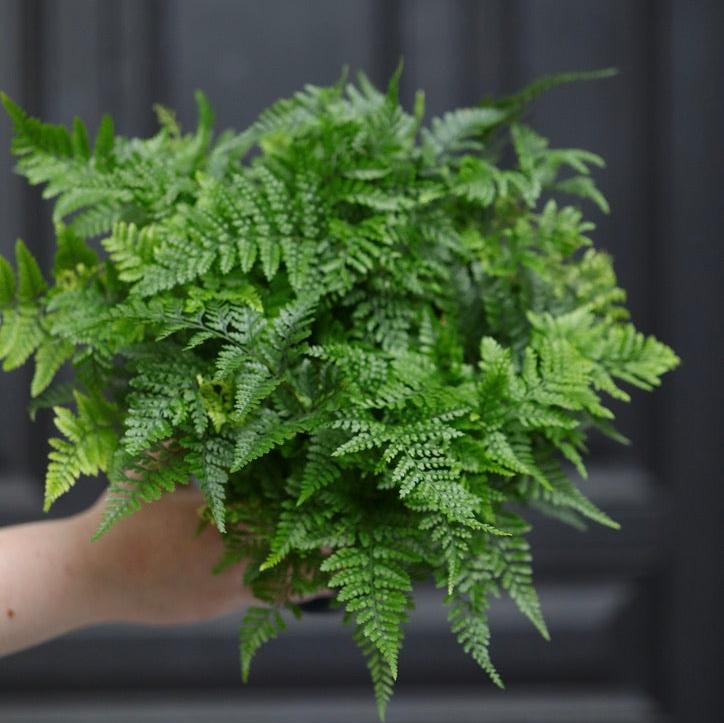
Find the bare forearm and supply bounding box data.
[0,513,107,656]
[0,490,256,658]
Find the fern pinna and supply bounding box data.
[0,67,678,719]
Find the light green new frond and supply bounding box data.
[280,237,313,292]
[331,416,388,457]
[71,117,90,159]
[410,476,482,528]
[256,166,292,279]
[309,342,389,392]
[212,345,253,382]
[600,325,680,390]
[0,241,53,370]
[122,391,182,455]
[547,476,619,529]
[1,92,73,159]
[196,302,265,349]
[527,335,611,419]
[28,379,76,421]
[94,114,115,168]
[342,184,416,212]
[182,90,215,168]
[52,184,132,226]
[53,224,99,276]
[452,156,500,206]
[31,337,74,397]
[15,239,47,302]
[71,203,124,238]
[508,125,610,211]
[0,255,15,307]
[284,170,324,292]
[528,308,678,400]
[0,305,43,371]
[321,216,393,293]
[239,606,286,683]
[133,230,217,297]
[44,392,118,511]
[511,123,549,174]
[555,175,609,214]
[102,222,158,282]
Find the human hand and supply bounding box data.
[1,486,317,657]
[78,487,253,626]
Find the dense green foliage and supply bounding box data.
[0,67,677,719]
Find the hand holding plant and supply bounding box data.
[0,488,252,656]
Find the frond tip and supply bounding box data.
[239,606,286,682]
[44,392,118,511]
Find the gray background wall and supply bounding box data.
[0,2,722,723]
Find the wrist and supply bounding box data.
[66,507,123,626]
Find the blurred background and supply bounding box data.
[0,1,722,722]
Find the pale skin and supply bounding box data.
[0,487,266,657]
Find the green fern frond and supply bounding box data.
[296,430,344,505]
[95,443,191,539]
[1,67,678,720]
[239,606,286,682]
[447,592,503,688]
[422,107,507,161]
[231,363,280,422]
[93,114,115,168]
[0,255,16,307]
[102,222,158,282]
[231,410,315,472]
[15,239,47,302]
[0,305,43,371]
[31,337,73,397]
[489,67,617,118]
[491,515,549,639]
[185,434,234,532]
[354,623,397,721]
[44,391,118,511]
[1,91,74,159]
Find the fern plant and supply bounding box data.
[0,66,678,719]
